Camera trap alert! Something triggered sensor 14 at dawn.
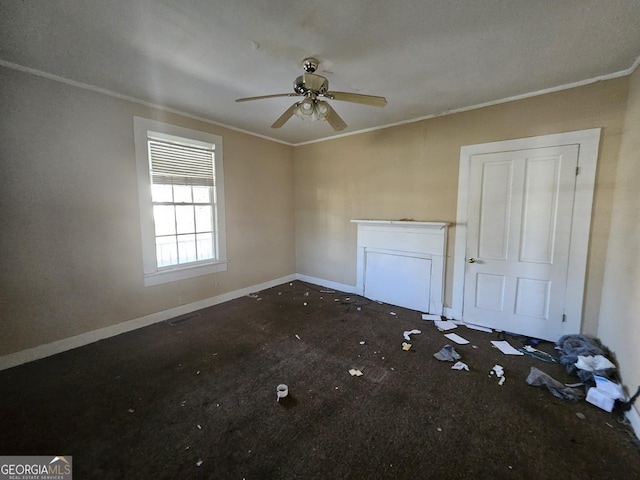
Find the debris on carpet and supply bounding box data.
[518,345,559,363]
[490,364,506,385]
[451,361,469,371]
[444,332,469,345]
[403,329,421,341]
[276,384,289,401]
[491,340,524,355]
[433,344,461,362]
[526,366,584,401]
[434,320,457,331]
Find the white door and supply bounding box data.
[463,145,579,340]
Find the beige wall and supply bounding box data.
[599,67,640,399]
[0,66,295,356]
[0,62,634,374]
[294,77,629,336]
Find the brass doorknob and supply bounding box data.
[468,257,476,263]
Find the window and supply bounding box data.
[134,117,227,286]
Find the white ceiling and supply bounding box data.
[2,1,640,145]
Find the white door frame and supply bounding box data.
[450,129,601,336]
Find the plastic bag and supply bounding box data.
[526,366,584,401]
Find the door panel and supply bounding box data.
[515,277,550,318]
[478,160,512,260]
[520,156,560,264]
[463,145,578,340]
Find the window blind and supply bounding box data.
[148,139,215,187]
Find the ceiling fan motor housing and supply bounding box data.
[294,73,329,95]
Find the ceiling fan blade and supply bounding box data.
[236,93,299,102]
[325,91,387,107]
[324,103,347,131]
[271,102,300,129]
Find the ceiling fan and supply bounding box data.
[235,57,387,131]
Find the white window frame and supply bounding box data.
[134,117,227,286]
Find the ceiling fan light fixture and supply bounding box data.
[315,101,329,117]
[298,98,315,115]
[294,98,328,121]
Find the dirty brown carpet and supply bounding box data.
[1,281,638,479]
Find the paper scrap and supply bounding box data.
[491,364,507,385]
[434,320,457,331]
[403,329,422,341]
[359,341,366,345]
[451,361,469,371]
[491,340,524,355]
[444,333,470,345]
[422,313,441,321]
[575,355,616,372]
[349,369,363,377]
[196,460,203,467]
[586,387,615,412]
[465,323,493,333]
[491,365,507,386]
[593,375,626,400]
[390,311,397,316]
[402,342,412,351]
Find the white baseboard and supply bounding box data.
[0,273,297,371]
[295,274,358,294]
[627,404,640,440]
[299,273,454,317]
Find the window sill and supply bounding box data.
[144,260,228,286]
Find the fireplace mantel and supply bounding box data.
[351,220,449,228]
[351,220,449,314]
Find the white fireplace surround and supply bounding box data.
[352,220,449,314]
